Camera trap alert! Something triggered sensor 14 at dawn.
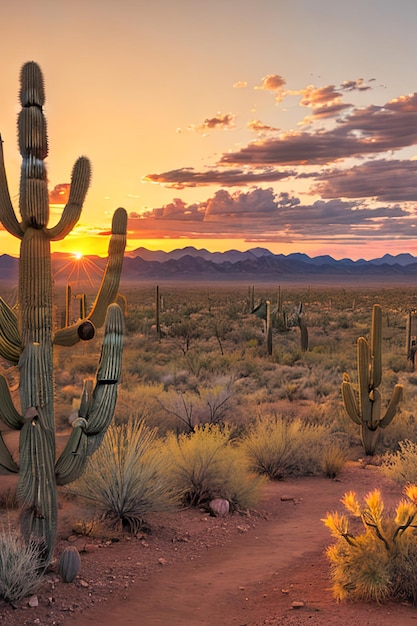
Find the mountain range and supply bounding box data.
[2,247,417,284]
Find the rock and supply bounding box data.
[209,498,230,517]
[28,595,38,607]
[291,600,305,608]
[158,557,168,566]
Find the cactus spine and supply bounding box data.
[0,62,127,562]
[341,304,403,455]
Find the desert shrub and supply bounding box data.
[323,486,417,604]
[381,439,417,484]
[0,526,45,603]
[69,419,177,533]
[163,424,264,511]
[321,443,347,478]
[377,406,417,453]
[240,414,330,479]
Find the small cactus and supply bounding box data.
[341,304,403,455]
[58,546,81,583]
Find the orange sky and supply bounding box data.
[2,1,417,261]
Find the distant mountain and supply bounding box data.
[2,248,417,284]
[126,246,273,264]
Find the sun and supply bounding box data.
[73,251,83,260]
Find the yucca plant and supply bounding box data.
[0,525,45,604]
[69,419,177,533]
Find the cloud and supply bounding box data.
[314,158,417,201]
[340,78,371,92]
[233,80,248,88]
[141,198,205,221]
[127,186,416,245]
[255,74,287,102]
[300,84,342,108]
[49,183,70,204]
[247,119,280,133]
[143,166,296,188]
[220,92,417,166]
[193,113,235,133]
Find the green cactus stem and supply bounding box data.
[341,304,403,455]
[0,61,126,562]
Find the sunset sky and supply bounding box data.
[2,0,417,260]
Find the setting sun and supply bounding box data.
[73,252,83,260]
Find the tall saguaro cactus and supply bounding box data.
[0,62,127,561]
[341,304,403,455]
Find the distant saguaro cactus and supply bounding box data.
[296,302,308,352]
[341,304,403,455]
[0,62,127,561]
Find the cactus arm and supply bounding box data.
[0,375,23,429]
[18,407,57,557]
[0,138,24,239]
[379,384,404,428]
[46,157,92,241]
[53,208,127,347]
[357,337,372,424]
[86,209,127,329]
[341,375,362,425]
[370,304,382,388]
[0,296,22,363]
[55,304,123,485]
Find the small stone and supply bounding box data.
[28,595,38,607]
[79,579,89,588]
[291,600,305,609]
[158,557,168,566]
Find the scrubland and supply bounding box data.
[3,281,417,611]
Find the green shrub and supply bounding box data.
[323,486,417,604]
[0,526,44,603]
[164,424,263,511]
[69,419,177,533]
[240,415,330,479]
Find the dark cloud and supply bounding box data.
[220,92,417,166]
[340,78,371,92]
[315,159,417,201]
[143,166,296,188]
[194,113,235,132]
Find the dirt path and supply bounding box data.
[64,464,417,626]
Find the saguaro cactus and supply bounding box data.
[341,304,403,455]
[0,62,127,561]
